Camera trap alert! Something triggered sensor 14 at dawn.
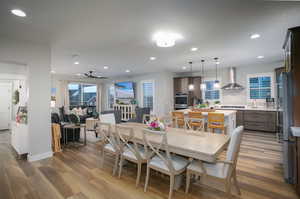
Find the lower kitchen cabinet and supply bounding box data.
[235,110,277,132]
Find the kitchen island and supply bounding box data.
[176,109,237,136]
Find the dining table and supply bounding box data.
[114,122,230,163]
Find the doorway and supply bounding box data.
[0,82,12,130]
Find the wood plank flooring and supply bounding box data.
[0,130,298,199]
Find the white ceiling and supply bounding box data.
[0,0,300,77]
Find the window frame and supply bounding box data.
[201,77,222,103]
[68,82,97,107]
[107,84,115,110]
[140,80,155,112]
[246,72,274,102]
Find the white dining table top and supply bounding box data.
[114,122,230,163]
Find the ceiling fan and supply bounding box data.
[84,71,108,79]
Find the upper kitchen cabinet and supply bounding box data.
[174,77,189,94]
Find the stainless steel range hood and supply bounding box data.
[221,67,244,90]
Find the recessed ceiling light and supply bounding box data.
[216,61,220,65]
[50,70,56,74]
[182,66,187,70]
[103,66,109,69]
[250,34,260,39]
[153,31,183,47]
[257,55,264,59]
[76,73,82,76]
[150,57,156,60]
[125,69,130,73]
[11,9,26,17]
[74,61,79,65]
[190,47,198,52]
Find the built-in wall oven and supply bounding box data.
[174,94,188,110]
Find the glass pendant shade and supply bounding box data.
[200,83,206,90]
[214,80,220,89]
[188,84,195,91]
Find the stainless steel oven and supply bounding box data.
[174,94,188,110]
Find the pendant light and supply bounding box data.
[188,61,195,91]
[200,59,206,90]
[214,57,220,89]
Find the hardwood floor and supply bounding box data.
[0,130,298,199]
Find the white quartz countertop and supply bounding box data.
[177,109,236,116]
[216,107,281,112]
[291,127,300,137]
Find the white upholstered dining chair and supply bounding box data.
[97,122,121,176]
[143,129,189,199]
[116,125,149,187]
[185,126,244,198]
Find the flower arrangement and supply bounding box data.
[147,117,165,132]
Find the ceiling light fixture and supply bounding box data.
[125,69,130,73]
[74,61,79,65]
[11,9,26,17]
[188,61,195,91]
[250,33,260,39]
[76,73,82,76]
[103,66,109,69]
[200,60,206,90]
[150,57,156,60]
[153,31,183,47]
[182,66,187,70]
[214,57,220,89]
[50,70,56,74]
[190,47,198,52]
[257,55,264,59]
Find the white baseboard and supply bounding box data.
[28,151,53,162]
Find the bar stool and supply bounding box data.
[187,111,204,131]
[207,112,227,134]
[172,111,185,128]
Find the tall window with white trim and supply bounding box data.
[247,73,273,100]
[107,84,115,109]
[141,80,154,110]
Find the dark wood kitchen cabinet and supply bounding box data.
[174,76,202,106]
[243,110,277,132]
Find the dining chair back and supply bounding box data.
[160,115,174,128]
[207,112,226,134]
[97,122,121,175]
[187,111,204,131]
[142,129,175,173]
[172,111,185,128]
[116,125,145,161]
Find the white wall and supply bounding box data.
[102,72,174,117]
[185,62,282,106]
[0,36,52,161]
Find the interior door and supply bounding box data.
[0,83,12,130]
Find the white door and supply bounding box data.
[0,83,12,130]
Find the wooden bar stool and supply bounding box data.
[187,111,204,131]
[172,111,185,128]
[207,112,227,134]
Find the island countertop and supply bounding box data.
[176,109,236,116]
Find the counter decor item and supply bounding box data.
[13,90,20,105]
[146,117,165,132]
[16,106,27,124]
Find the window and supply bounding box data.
[204,80,220,100]
[107,84,115,109]
[141,80,154,110]
[248,74,273,100]
[68,83,97,106]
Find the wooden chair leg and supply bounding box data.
[136,163,142,187]
[113,154,119,176]
[185,171,191,194]
[233,171,241,195]
[225,179,232,199]
[118,155,124,178]
[169,174,175,199]
[144,166,150,192]
[100,150,105,168]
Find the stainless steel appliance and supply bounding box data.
[174,94,188,110]
[221,67,244,90]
